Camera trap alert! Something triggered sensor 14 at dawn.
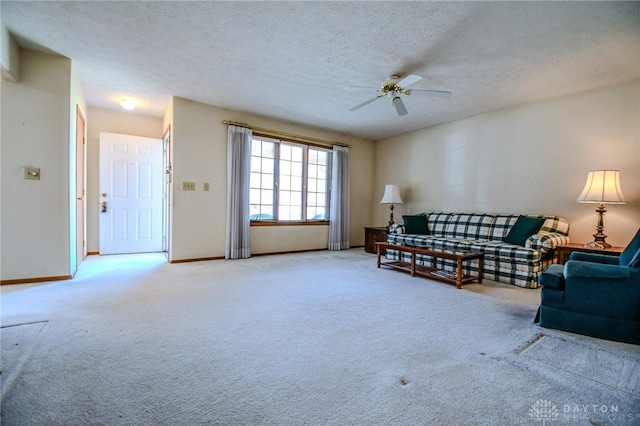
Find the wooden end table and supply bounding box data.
[364,227,388,254]
[555,243,624,265]
[375,242,483,289]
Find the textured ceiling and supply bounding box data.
[2,1,639,140]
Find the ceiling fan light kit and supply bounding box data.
[348,74,451,116]
[392,96,407,116]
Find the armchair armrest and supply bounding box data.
[569,252,619,264]
[564,260,631,280]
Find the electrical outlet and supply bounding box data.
[24,167,40,180]
[203,182,210,191]
[182,181,195,191]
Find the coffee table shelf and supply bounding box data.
[375,242,484,289]
[382,260,414,275]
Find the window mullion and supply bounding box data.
[326,151,333,220]
[273,141,280,221]
[302,145,309,221]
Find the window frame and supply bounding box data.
[250,133,332,225]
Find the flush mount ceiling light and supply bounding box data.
[120,98,137,110]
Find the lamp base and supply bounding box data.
[587,203,612,249]
[387,204,395,228]
[584,241,609,249]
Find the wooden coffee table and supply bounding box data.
[375,242,484,289]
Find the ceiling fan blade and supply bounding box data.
[396,74,422,88]
[349,95,383,112]
[392,96,408,116]
[409,89,452,98]
[345,85,381,90]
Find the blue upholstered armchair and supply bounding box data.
[537,229,640,344]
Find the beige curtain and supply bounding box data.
[225,125,252,259]
[328,146,350,250]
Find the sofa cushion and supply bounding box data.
[488,215,520,241]
[504,216,545,246]
[387,233,431,248]
[386,234,483,253]
[444,214,494,240]
[470,241,542,263]
[426,213,452,236]
[428,237,485,252]
[402,215,429,235]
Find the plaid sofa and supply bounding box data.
[385,213,570,289]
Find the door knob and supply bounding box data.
[101,201,107,213]
[101,193,108,197]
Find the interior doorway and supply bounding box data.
[99,132,164,255]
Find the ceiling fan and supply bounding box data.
[348,74,451,116]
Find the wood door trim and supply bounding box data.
[75,105,86,271]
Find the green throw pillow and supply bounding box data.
[402,215,429,235]
[504,216,545,246]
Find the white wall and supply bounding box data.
[375,80,640,247]
[1,50,72,280]
[169,97,224,260]
[85,108,164,253]
[87,98,375,261]
[169,97,375,261]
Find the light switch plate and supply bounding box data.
[24,167,40,180]
[182,181,195,191]
[203,182,210,191]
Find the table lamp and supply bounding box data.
[576,170,627,248]
[380,184,403,228]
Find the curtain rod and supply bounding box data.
[223,120,350,148]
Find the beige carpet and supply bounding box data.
[1,250,639,425]
[519,334,640,397]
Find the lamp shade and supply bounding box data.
[577,170,627,204]
[380,184,403,204]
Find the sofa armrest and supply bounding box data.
[527,232,570,253]
[564,260,630,279]
[569,252,620,265]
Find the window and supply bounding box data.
[250,135,332,222]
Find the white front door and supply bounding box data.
[99,132,163,255]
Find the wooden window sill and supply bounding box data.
[251,221,329,227]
